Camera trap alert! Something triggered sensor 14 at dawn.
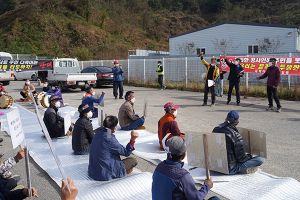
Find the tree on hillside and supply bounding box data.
[175,41,195,55]
[256,36,285,53]
[211,37,241,54]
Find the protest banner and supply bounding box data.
[0,60,52,71]
[237,127,267,158]
[6,108,24,149]
[143,99,148,117]
[187,132,229,175]
[220,56,300,75]
[28,88,71,193]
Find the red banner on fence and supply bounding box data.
[220,56,300,75]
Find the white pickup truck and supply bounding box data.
[44,58,97,92]
[0,52,15,85]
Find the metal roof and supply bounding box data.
[169,21,299,39]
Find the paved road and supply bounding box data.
[1,80,300,199]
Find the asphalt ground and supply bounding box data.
[1,80,300,199]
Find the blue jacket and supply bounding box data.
[152,159,210,200]
[46,88,63,103]
[0,179,27,200]
[112,67,124,81]
[88,128,134,181]
[82,94,104,112]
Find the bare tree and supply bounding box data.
[256,36,285,53]
[175,41,195,55]
[211,37,241,54]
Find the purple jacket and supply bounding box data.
[258,65,281,87]
[46,88,63,103]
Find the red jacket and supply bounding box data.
[258,65,281,87]
[158,113,184,149]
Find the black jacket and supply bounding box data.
[218,66,227,80]
[43,105,65,138]
[213,123,252,168]
[72,117,94,152]
[225,59,244,82]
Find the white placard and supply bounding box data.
[216,135,221,144]
[64,110,71,135]
[217,159,223,168]
[28,88,71,193]
[0,119,3,132]
[6,108,24,149]
[190,153,195,161]
[98,106,105,127]
[208,155,211,163]
[208,80,214,87]
[143,99,148,117]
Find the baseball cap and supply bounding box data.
[85,86,93,93]
[164,102,180,112]
[78,104,92,115]
[166,136,186,156]
[114,60,119,64]
[227,110,239,123]
[269,58,276,62]
[49,95,62,102]
[235,58,241,62]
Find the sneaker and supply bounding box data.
[227,101,230,105]
[119,96,123,99]
[210,103,215,107]
[114,96,117,100]
[266,106,274,111]
[202,103,207,106]
[163,86,166,90]
[237,103,240,106]
[135,126,146,130]
[159,88,163,91]
[11,185,24,191]
[277,107,282,113]
[238,166,258,174]
[220,95,223,97]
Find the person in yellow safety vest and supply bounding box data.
[156,61,166,90]
[199,52,219,107]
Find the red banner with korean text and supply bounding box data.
[220,56,300,75]
[0,60,52,71]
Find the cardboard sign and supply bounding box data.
[28,88,71,193]
[143,99,148,117]
[6,108,25,149]
[64,110,71,135]
[98,105,105,127]
[237,127,267,158]
[187,132,229,174]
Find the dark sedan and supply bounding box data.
[81,66,113,87]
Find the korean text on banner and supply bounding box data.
[64,110,71,135]
[6,108,25,149]
[220,56,300,75]
[0,60,52,71]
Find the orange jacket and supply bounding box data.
[158,113,185,149]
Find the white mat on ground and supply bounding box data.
[0,104,152,200]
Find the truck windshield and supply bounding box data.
[0,57,11,60]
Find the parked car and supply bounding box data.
[14,70,37,81]
[81,66,113,87]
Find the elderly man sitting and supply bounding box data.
[212,111,264,174]
[88,116,138,181]
[82,86,105,118]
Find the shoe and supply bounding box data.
[119,97,123,99]
[238,166,258,174]
[11,185,24,191]
[277,107,282,113]
[266,106,274,111]
[163,86,166,90]
[237,103,240,106]
[210,103,215,107]
[202,103,207,106]
[114,96,117,100]
[0,138,3,143]
[220,95,223,97]
[135,126,146,130]
[227,101,230,105]
[159,88,163,91]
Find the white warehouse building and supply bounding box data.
[169,21,300,56]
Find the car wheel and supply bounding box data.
[91,83,97,88]
[81,87,86,91]
[31,74,37,81]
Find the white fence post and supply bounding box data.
[101,60,103,66]
[246,72,249,90]
[17,54,19,60]
[185,57,188,88]
[144,59,146,84]
[288,52,291,90]
[128,59,130,83]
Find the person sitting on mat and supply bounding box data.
[88,116,138,181]
[42,82,51,93]
[152,136,219,200]
[158,102,185,149]
[82,86,105,118]
[43,95,72,138]
[0,179,38,200]
[212,110,264,174]
[45,82,63,106]
[72,104,94,155]
[118,91,145,130]
[19,79,36,101]
[0,149,25,191]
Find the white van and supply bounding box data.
[0,52,14,85]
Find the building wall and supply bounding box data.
[169,23,298,56]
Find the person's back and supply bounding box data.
[118,101,138,127]
[43,105,64,138]
[158,113,180,148]
[72,117,94,153]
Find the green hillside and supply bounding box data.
[0,0,299,60]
